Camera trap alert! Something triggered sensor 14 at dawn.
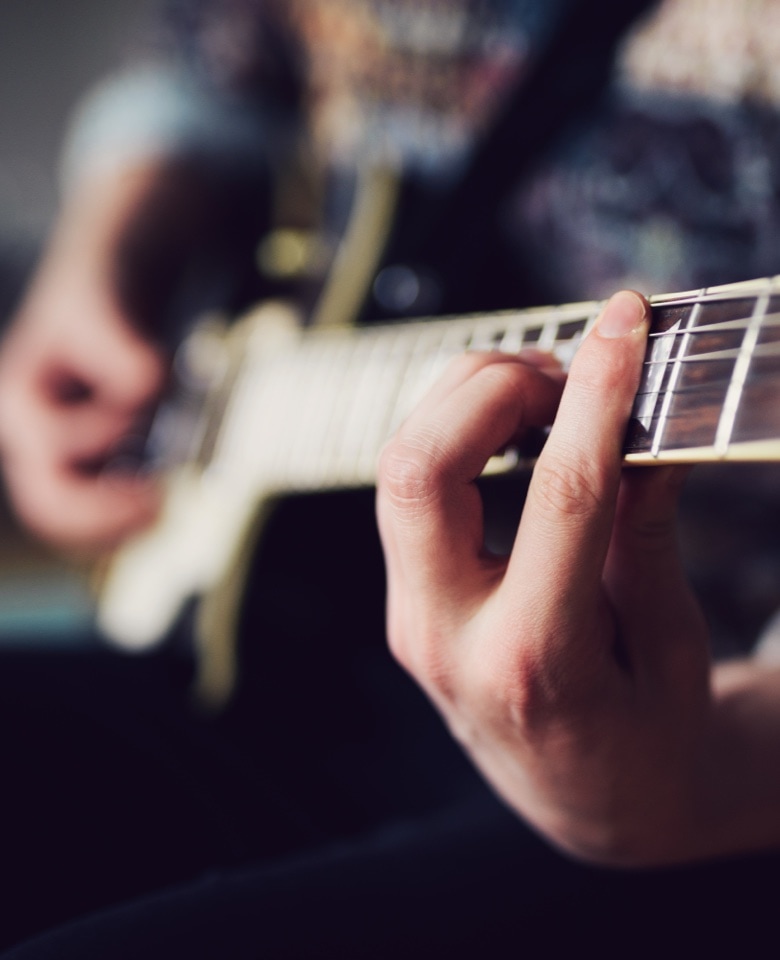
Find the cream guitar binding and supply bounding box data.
[98,276,780,705]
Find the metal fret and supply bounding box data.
[650,295,703,458]
[498,320,525,354]
[385,322,450,435]
[468,319,505,351]
[310,336,360,486]
[634,325,679,433]
[283,337,342,487]
[297,338,347,484]
[99,275,780,668]
[201,276,780,495]
[555,309,596,368]
[354,328,413,482]
[335,330,396,485]
[536,311,560,353]
[713,283,772,457]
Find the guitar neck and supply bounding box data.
[204,276,780,495]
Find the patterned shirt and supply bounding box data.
[510,0,780,301]
[67,0,780,306]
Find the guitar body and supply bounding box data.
[98,256,780,705]
[98,301,303,703]
[94,60,780,703]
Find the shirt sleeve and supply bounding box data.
[59,63,281,192]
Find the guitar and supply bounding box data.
[97,274,780,705]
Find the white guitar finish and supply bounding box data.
[97,303,301,659]
[97,278,780,703]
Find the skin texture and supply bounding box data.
[377,291,780,867]
[4,169,780,868]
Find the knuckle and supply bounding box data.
[448,350,494,378]
[532,457,606,520]
[467,624,599,737]
[494,654,555,733]
[463,639,550,733]
[448,349,516,379]
[377,433,448,509]
[475,360,531,409]
[476,356,521,386]
[448,352,532,400]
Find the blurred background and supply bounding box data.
[0,0,778,657]
[0,0,155,641]
[0,0,154,295]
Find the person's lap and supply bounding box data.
[2,490,778,956]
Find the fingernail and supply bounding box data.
[596,290,648,339]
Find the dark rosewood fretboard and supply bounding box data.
[626,279,780,461]
[175,276,780,502]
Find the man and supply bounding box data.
[1,1,780,955]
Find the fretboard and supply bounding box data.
[188,276,780,497]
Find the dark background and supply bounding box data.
[0,0,154,241]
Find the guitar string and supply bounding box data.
[716,283,771,457]
[197,281,780,488]
[297,306,778,478]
